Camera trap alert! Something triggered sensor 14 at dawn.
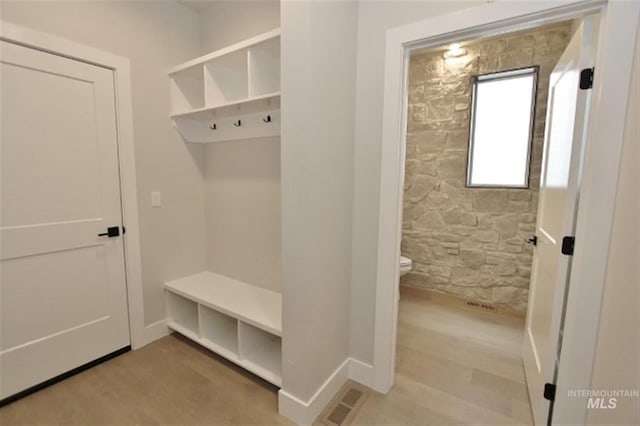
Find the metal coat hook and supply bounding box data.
[209,123,217,130]
[263,115,272,123]
[233,119,242,127]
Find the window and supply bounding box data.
[467,67,538,188]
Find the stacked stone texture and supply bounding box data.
[401,24,572,311]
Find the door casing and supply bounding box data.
[372,1,640,425]
[0,21,148,350]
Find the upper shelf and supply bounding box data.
[169,29,281,117]
[168,28,280,75]
[170,91,280,120]
[169,92,280,144]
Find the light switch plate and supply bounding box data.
[151,191,162,207]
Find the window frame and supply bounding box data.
[466,66,539,189]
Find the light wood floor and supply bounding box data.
[1,287,532,425]
[352,286,533,425]
[0,334,293,425]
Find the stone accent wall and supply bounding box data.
[401,23,572,311]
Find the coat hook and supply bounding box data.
[209,123,217,130]
[234,119,242,127]
[263,115,272,123]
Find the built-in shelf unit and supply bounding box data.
[166,271,282,386]
[166,29,282,387]
[169,29,280,143]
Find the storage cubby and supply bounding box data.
[249,37,280,97]
[165,271,282,386]
[166,292,199,337]
[169,29,280,144]
[169,65,204,114]
[200,306,238,356]
[239,322,282,383]
[205,49,249,106]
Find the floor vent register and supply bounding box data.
[315,381,369,425]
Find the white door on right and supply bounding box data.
[523,19,595,425]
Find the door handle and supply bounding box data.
[98,226,120,238]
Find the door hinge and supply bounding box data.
[527,235,538,246]
[561,236,575,255]
[544,383,557,401]
[580,67,594,90]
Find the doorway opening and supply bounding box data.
[383,15,597,425]
[401,21,573,314]
[372,5,640,421]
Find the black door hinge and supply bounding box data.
[527,235,538,246]
[561,236,575,255]
[544,383,557,401]
[580,68,594,90]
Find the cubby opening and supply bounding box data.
[200,306,238,356]
[239,322,282,381]
[249,37,280,97]
[169,30,280,144]
[167,292,199,336]
[205,50,249,106]
[169,65,205,114]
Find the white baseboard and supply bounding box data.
[279,358,350,424]
[142,319,169,347]
[348,357,374,388]
[278,390,312,425]
[278,357,375,424]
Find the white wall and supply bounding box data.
[349,0,481,364]
[587,23,639,425]
[0,0,206,328]
[280,0,358,401]
[199,0,280,52]
[205,139,282,292]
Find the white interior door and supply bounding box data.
[523,20,594,425]
[0,41,130,400]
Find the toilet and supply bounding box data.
[400,255,413,277]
